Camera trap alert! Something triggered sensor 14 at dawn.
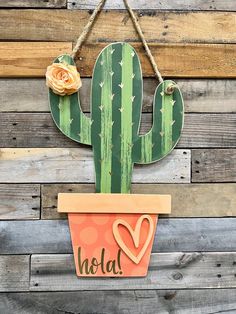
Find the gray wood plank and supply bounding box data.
[0,148,190,183]
[68,0,236,11]
[192,149,236,182]
[30,252,236,290]
[1,79,236,113]
[1,218,236,254]
[41,183,236,219]
[0,184,40,220]
[0,255,29,292]
[1,113,235,148]
[1,289,236,314]
[0,0,66,8]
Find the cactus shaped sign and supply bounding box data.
[49,42,184,277]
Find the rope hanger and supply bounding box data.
[71,0,164,83]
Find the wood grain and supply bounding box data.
[41,183,236,219]
[0,255,29,292]
[192,149,236,182]
[0,148,190,183]
[1,79,236,113]
[0,42,72,77]
[1,218,236,254]
[69,0,236,11]
[0,184,40,220]
[1,42,235,78]
[30,252,236,290]
[0,11,235,44]
[0,0,66,8]
[1,113,235,148]
[1,289,236,313]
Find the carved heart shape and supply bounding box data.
[112,215,154,264]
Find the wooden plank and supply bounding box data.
[1,79,236,113]
[0,42,235,78]
[41,183,236,219]
[0,148,190,183]
[0,255,29,292]
[68,0,236,11]
[30,252,236,290]
[1,113,235,148]
[0,184,40,220]
[0,42,72,77]
[1,218,236,254]
[192,149,236,182]
[0,0,66,8]
[1,289,236,314]
[0,11,235,44]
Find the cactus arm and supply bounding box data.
[133,80,184,164]
[49,54,92,146]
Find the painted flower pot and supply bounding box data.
[58,193,171,277]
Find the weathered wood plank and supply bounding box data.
[1,42,235,78]
[41,183,236,219]
[0,255,29,292]
[0,11,235,44]
[1,113,235,148]
[192,149,236,182]
[30,252,236,290]
[0,184,40,220]
[0,42,72,77]
[1,289,236,314]
[1,218,236,254]
[0,0,66,8]
[1,79,236,113]
[0,148,190,183]
[68,0,236,11]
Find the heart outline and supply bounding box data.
[112,215,154,264]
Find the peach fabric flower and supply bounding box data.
[46,62,82,96]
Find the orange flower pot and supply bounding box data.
[58,193,171,277]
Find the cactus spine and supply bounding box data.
[50,43,184,194]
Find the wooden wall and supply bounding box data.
[0,0,236,313]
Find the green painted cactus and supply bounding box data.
[49,43,184,194]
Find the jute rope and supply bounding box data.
[71,0,163,83]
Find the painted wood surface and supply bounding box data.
[1,218,236,254]
[0,184,40,220]
[1,113,235,148]
[30,252,236,290]
[0,42,72,77]
[0,11,235,44]
[1,79,236,113]
[0,148,190,183]
[0,255,29,292]
[41,183,236,219]
[192,149,236,182]
[1,42,236,78]
[0,0,66,8]
[68,0,236,11]
[1,289,236,314]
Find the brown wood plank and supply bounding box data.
[0,42,72,77]
[1,113,235,148]
[1,289,236,313]
[0,184,40,220]
[0,11,235,44]
[1,79,236,113]
[0,255,29,292]
[0,148,190,184]
[30,252,236,290]
[1,42,235,78]
[41,183,236,219]
[1,218,236,254]
[192,149,236,182]
[69,0,236,11]
[0,0,66,8]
